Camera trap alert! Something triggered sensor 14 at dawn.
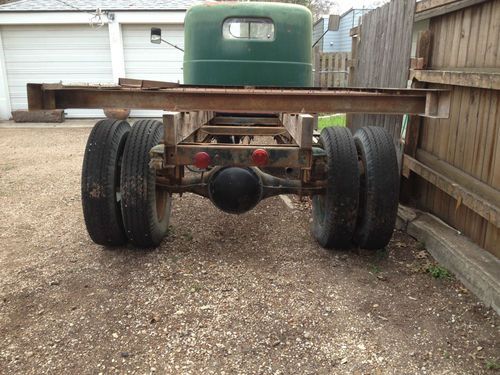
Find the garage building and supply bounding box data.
[0,0,200,119]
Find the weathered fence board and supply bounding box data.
[347,0,416,155]
[414,0,500,256]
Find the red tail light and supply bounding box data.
[252,149,269,166]
[193,152,211,169]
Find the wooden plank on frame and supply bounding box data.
[280,114,314,149]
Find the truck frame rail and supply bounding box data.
[27,78,450,118]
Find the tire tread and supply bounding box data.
[120,120,170,248]
[354,126,399,249]
[81,119,130,246]
[312,127,359,249]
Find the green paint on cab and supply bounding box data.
[183,2,313,87]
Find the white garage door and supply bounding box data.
[1,25,113,118]
[123,24,184,118]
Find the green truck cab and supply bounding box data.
[183,2,313,87]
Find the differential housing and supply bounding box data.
[208,167,263,214]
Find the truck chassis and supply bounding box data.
[27,79,450,249]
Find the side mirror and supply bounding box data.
[328,15,340,31]
[150,27,162,44]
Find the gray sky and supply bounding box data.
[333,0,388,13]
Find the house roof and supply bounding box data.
[0,0,200,11]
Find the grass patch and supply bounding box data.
[426,264,452,279]
[369,264,381,274]
[181,230,193,241]
[486,358,500,370]
[375,248,389,261]
[318,114,346,130]
[416,241,426,250]
[190,282,203,293]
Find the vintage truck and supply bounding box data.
[26,2,449,249]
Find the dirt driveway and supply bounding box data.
[0,127,498,374]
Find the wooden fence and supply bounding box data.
[313,51,351,88]
[407,0,500,257]
[348,0,500,257]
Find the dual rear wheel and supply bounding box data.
[81,119,171,248]
[312,126,400,250]
[82,119,398,250]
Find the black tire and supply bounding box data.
[120,119,172,248]
[312,127,359,249]
[353,126,400,249]
[81,119,130,246]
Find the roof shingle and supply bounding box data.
[0,0,201,11]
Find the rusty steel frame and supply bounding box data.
[26,79,450,199]
[151,136,311,170]
[159,110,311,167]
[210,116,280,126]
[148,111,316,194]
[198,126,287,136]
[164,143,310,168]
[26,80,450,118]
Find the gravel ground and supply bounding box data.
[0,127,498,375]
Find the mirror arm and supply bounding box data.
[312,29,329,48]
[312,14,340,48]
[160,38,184,52]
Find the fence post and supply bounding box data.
[401,29,432,203]
[313,46,321,86]
[346,25,360,128]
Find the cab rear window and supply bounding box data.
[222,18,275,41]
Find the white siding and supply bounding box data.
[323,11,354,52]
[322,9,370,53]
[312,18,326,51]
[123,24,184,117]
[1,24,113,118]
